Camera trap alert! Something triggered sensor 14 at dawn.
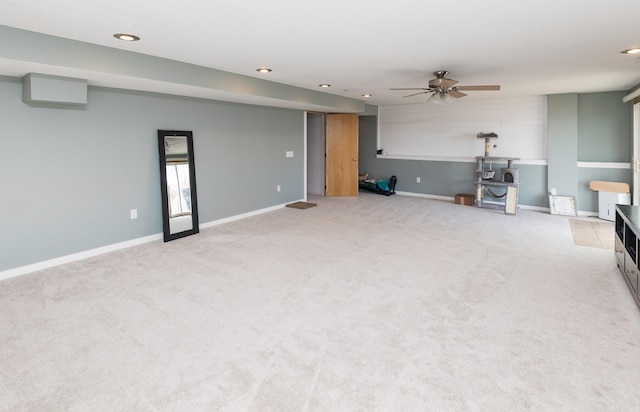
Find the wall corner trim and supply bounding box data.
[623,87,640,103]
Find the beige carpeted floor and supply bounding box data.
[1,193,640,411]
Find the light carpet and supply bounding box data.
[1,193,639,411]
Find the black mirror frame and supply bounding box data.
[158,130,200,242]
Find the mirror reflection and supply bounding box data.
[158,130,199,242]
[164,137,193,233]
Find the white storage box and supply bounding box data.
[598,191,630,221]
[589,180,631,222]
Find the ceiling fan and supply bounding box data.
[390,71,500,102]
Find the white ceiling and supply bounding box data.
[2,0,640,107]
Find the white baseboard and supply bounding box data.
[396,191,550,212]
[199,202,291,230]
[0,201,296,282]
[521,205,551,212]
[0,233,163,282]
[395,191,454,202]
[577,211,598,217]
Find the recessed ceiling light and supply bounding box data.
[319,84,331,88]
[362,94,372,98]
[113,33,140,41]
[621,48,640,54]
[256,68,272,73]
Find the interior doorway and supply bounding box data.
[325,113,359,196]
[306,112,325,196]
[305,112,360,197]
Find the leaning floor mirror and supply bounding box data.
[158,130,199,242]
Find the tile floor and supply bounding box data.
[569,218,614,249]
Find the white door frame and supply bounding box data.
[634,103,640,205]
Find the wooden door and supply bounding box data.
[325,113,359,196]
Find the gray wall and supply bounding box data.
[0,76,304,272]
[547,94,579,199]
[578,91,631,162]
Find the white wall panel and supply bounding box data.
[378,96,548,161]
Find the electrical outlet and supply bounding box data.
[277,185,281,192]
[416,177,421,183]
[550,188,557,195]
[130,209,137,219]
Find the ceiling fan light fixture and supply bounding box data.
[443,93,453,103]
[429,91,453,104]
[622,48,640,54]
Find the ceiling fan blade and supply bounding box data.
[402,91,430,98]
[448,90,467,98]
[456,85,501,91]
[390,88,429,91]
